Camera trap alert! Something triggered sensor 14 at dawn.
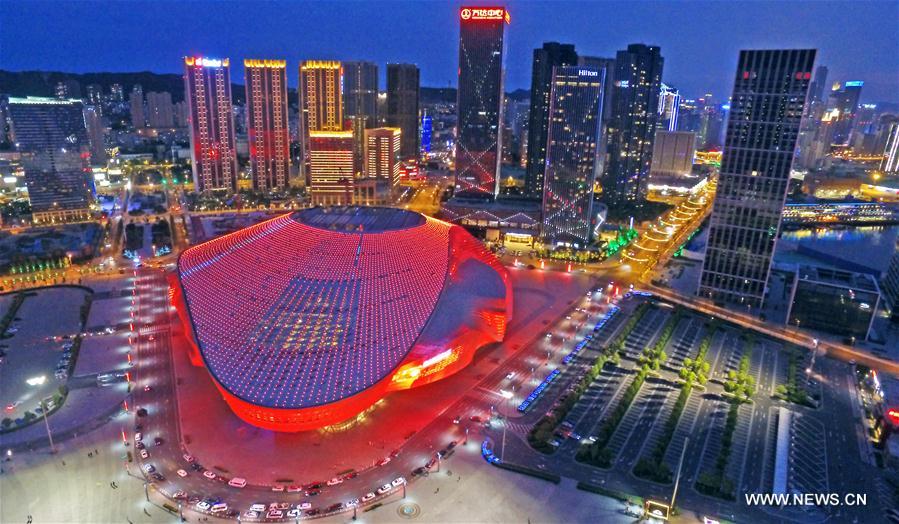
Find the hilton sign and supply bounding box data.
[460,7,509,22]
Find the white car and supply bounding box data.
[176,469,188,478]
[505,372,515,380]
[287,509,302,518]
[271,484,285,492]
[326,477,343,486]
[391,476,406,487]
[243,511,259,519]
[347,498,360,507]
[202,470,216,480]
[249,504,266,512]
[297,502,312,510]
[377,484,392,495]
[229,477,247,488]
[211,503,228,513]
[362,492,376,502]
[182,453,195,463]
[139,449,149,459]
[196,501,211,511]
[267,510,283,519]
[134,432,143,442]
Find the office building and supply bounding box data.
[386,63,420,161]
[698,49,816,308]
[541,66,605,245]
[524,42,578,200]
[145,91,175,128]
[183,56,239,192]
[344,61,379,175]
[309,130,354,205]
[83,105,107,165]
[578,56,616,185]
[300,60,344,181]
[602,44,664,212]
[787,265,880,340]
[658,83,680,132]
[650,131,695,177]
[455,6,509,199]
[244,59,290,191]
[5,96,95,223]
[365,127,401,189]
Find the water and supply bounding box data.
[779,225,899,274]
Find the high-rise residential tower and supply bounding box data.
[129,84,145,129]
[602,44,664,213]
[455,6,509,199]
[386,63,420,161]
[244,59,290,191]
[344,61,379,175]
[541,66,605,246]
[83,104,107,165]
[524,42,578,200]
[146,91,175,128]
[828,80,863,145]
[183,56,238,192]
[4,96,95,223]
[698,49,816,309]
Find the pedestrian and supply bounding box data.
[94,448,98,454]
[88,452,92,458]
[61,460,66,466]
[27,516,32,524]
[434,488,439,494]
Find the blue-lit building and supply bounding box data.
[541,66,605,246]
[421,113,432,154]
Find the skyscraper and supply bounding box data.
[183,56,238,192]
[244,59,290,191]
[145,91,175,128]
[882,121,899,174]
[344,61,379,176]
[578,56,616,185]
[698,49,816,309]
[309,131,354,205]
[386,63,420,161]
[129,84,145,129]
[365,127,401,188]
[602,44,664,213]
[828,80,863,145]
[658,83,680,131]
[524,42,578,200]
[455,6,509,199]
[300,60,344,182]
[5,96,95,224]
[541,66,605,246]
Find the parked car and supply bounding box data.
[202,470,216,480]
[176,469,188,478]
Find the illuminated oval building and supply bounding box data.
[171,207,512,431]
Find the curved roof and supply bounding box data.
[177,207,453,409]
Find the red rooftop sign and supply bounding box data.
[460,7,509,23]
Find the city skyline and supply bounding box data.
[2,1,898,103]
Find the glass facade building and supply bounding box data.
[602,44,664,211]
[788,265,880,340]
[524,42,578,200]
[699,49,816,308]
[386,63,420,160]
[541,66,605,245]
[344,61,379,176]
[5,96,96,223]
[455,6,508,199]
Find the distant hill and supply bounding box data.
[0,70,192,102]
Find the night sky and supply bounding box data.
[2,0,897,102]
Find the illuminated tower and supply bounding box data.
[602,44,664,213]
[828,80,863,145]
[525,42,578,200]
[699,49,816,309]
[244,59,290,191]
[658,83,680,132]
[300,60,344,182]
[541,66,605,246]
[309,131,354,206]
[455,6,509,199]
[386,63,420,160]
[365,127,402,188]
[183,56,238,192]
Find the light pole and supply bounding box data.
[40,398,56,453]
[143,481,149,502]
[178,502,183,522]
